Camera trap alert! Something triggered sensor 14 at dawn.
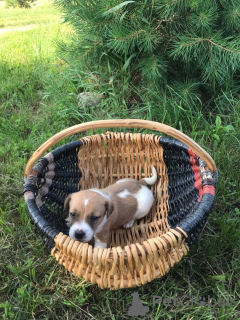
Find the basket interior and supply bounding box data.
[78,132,171,248]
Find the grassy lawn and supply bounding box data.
[0,0,60,27]
[0,1,240,319]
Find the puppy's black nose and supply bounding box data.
[75,229,86,240]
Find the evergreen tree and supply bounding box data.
[54,0,240,118]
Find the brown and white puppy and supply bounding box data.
[64,167,157,248]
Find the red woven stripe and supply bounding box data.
[188,149,199,165]
[188,149,195,157]
[188,149,202,201]
[203,185,215,196]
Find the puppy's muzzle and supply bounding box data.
[74,229,86,241]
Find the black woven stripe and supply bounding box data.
[23,157,50,194]
[177,193,215,247]
[37,140,82,238]
[50,180,80,194]
[23,140,83,249]
[160,138,199,228]
[23,183,36,194]
[25,199,59,250]
[38,157,49,167]
[39,196,69,235]
[160,137,216,247]
[202,179,216,187]
[51,140,82,160]
[54,158,79,172]
[160,137,189,154]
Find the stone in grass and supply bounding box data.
[78,92,104,107]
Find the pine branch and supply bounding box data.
[114,29,146,41]
[54,0,240,96]
[77,41,101,60]
[154,15,176,30]
[179,37,240,54]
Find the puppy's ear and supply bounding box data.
[105,201,114,218]
[64,194,72,212]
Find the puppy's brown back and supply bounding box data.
[100,193,138,232]
[103,180,142,195]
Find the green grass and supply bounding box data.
[0,1,240,319]
[0,0,60,28]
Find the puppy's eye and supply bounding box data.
[90,215,99,221]
[70,212,76,218]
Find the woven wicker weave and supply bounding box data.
[23,120,217,289]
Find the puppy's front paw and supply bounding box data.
[123,219,134,228]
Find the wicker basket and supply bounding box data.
[23,119,217,289]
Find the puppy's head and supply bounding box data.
[64,190,114,242]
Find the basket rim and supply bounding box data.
[24,119,217,178]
